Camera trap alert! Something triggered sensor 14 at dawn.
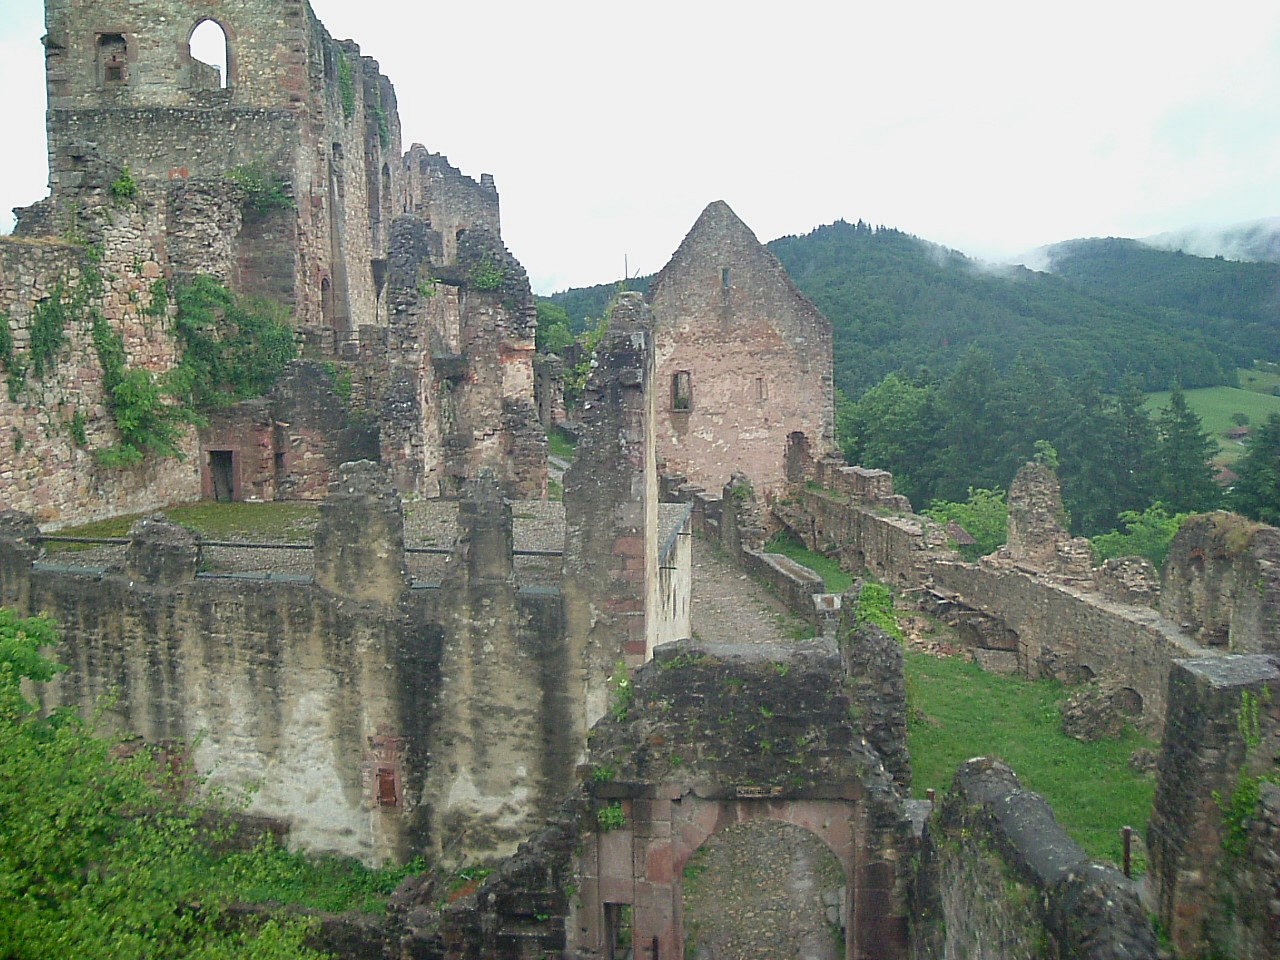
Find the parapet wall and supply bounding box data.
[911,758,1157,960]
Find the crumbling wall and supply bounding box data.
[0,194,199,528]
[911,758,1157,960]
[927,561,1203,734]
[401,146,501,267]
[563,292,660,729]
[648,201,835,497]
[198,360,378,502]
[1148,655,1280,958]
[1160,512,1280,655]
[997,462,1093,580]
[4,487,433,866]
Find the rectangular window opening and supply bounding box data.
[721,267,730,289]
[377,767,398,806]
[672,371,692,412]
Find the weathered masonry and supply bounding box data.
[1,0,544,528]
[0,292,691,869]
[648,201,837,499]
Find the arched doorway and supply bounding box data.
[682,820,844,960]
[189,19,230,88]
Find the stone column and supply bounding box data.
[563,291,659,728]
[314,460,408,604]
[124,516,200,585]
[1148,655,1280,956]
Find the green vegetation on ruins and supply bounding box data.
[906,648,1157,870]
[762,531,853,594]
[49,501,321,550]
[0,606,411,959]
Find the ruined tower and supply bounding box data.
[647,200,836,497]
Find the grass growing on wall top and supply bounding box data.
[906,650,1157,870]
[547,426,577,462]
[762,531,854,594]
[50,502,320,549]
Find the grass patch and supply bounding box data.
[763,531,853,593]
[906,651,1156,870]
[547,426,577,461]
[1147,382,1280,463]
[50,502,320,550]
[1239,364,1280,396]
[547,477,563,501]
[199,843,426,914]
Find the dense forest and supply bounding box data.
[547,222,1280,400]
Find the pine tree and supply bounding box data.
[1230,412,1280,524]
[1154,385,1220,514]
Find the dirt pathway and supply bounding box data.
[690,538,812,646]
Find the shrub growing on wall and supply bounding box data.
[169,276,297,411]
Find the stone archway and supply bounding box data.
[681,820,845,960]
[574,790,904,960]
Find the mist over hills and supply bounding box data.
[1143,216,1280,264]
[547,219,1280,401]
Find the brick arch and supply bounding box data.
[187,17,235,89]
[574,791,905,960]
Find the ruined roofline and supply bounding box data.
[646,199,832,331]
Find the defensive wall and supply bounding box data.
[0,292,688,870]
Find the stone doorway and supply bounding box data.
[681,820,844,960]
[209,450,235,502]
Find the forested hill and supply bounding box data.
[767,220,1245,397]
[1040,238,1280,360]
[546,219,1278,400]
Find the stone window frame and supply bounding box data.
[187,17,234,90]
[96,33,129,87]
[672,370,692,412]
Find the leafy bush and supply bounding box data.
[0,608,328,959]
[924,487,1008,560]
[855,582,903,641]
[170,276,297,411]
[110,167,138,203]
[1089,504,1189,568]
[226,164,294,215]
[92,316,193,467]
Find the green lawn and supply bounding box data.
[1147,383,1280,462]
[1239,364,1280,397]
[547,426,577,461]
[906,650,1156,870]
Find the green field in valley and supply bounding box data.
[1147,379,1280,463]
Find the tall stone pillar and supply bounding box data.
[314,460,408,604]
[563,292,659,730]
[1148,655,1280,957]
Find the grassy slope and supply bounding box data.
[906,651,1156,868]
[1146,383,1280,462]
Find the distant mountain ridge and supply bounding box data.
[1143,216,1280,264]
[548,218,1280,399]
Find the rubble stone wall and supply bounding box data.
[0,204,199,528]
[649,201,834,497]
[911,758,1157,960]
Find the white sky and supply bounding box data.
[2,0,1279,293]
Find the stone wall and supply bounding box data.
[563,292,660,730]
[911,758,1157,960]
[0,198,200,528]
[1160,512,1280,655]
[927,560,1205,735]
[648,201,835,497]
[1147,655,1280,958]
[198,360,378,502]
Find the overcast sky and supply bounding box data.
[2,0,1279,293]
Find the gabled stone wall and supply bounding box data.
[648,201,835,497]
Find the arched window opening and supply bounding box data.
[321,277,334,328]
[189,19,230,89]
[97,34,128,86]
